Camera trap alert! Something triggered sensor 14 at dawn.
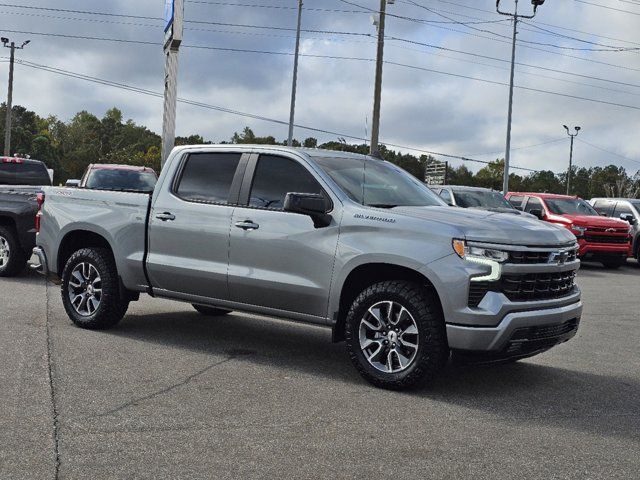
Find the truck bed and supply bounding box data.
[38,187,151,290]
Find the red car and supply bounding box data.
[506,192,631,269]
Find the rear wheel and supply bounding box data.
[345,280,448,390]
[0,225,27,277]
[61,247,128,329]
[192,304,232,316]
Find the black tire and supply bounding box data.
[345,280,448,390]
[61,247,128,330]
[601,257,625,269]
[0,225,27,277]
[192,304,232,316]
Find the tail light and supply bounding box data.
[1,157,24,164]
[35,192,45,233]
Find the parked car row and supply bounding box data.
[0,159,157,277]
[25,145,584,390]
[429,184,636,269]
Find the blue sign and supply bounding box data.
[164,0,175,32]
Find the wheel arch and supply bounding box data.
[57,229,115,275]
[331,261,443,343]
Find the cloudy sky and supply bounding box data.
[1,0,640,175]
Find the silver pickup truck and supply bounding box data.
[31,145,582,389]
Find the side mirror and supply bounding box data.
[529,208,545,220]
[65,179,80,187]
[284,193,332,228]
[620,213,636,224]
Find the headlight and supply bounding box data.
[452,239,508,263]
[452,239,506,281]
[570,225,587,237]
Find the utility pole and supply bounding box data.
[563,125,581,195]
[287,0,303,147]
[161,0,184,168]
[2,37,30,157]
[370,0,394,158]
[496,0,545,193]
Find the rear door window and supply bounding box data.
[592,200,615,217]
[439,189,453,204]
[524,197,544,214]
[175,152,242,204]
[613,202,634,218]
[508,195,525,210]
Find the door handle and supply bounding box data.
[235,220,259,231]
[156,212,176,221]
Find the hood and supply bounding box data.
[391,206,576,247]
[558,214,629,229]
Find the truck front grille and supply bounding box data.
[584,235,629,245]
[501,271,576,302]
[468,270,577,307]
[509,249,577,264]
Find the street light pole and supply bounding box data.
[287,0,303,147]
[370,0,393,158]
[563,125,581,195]
[496,0,545,193]
[2,37,30,157]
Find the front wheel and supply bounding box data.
[345,280,448,390]
[61,247,128,329]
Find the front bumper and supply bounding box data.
[578,239,631,258]
[446,300,582,356]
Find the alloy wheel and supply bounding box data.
[68,262,102,316]
[0,236,9,268]
[359,300,419,373]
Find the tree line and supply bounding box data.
[1,103,638,198]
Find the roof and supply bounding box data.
[89,164,155,173]
[174,144,371,161]
[508,192,579,200]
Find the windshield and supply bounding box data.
[85,169,157,192]
[314,156,444,207]
[546,198,599,216]
[452,190,513,209]
[631,201,640,212]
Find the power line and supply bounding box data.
[575,0,640,15]
[575,138,640,166]
[3,1,640,70]
[463,138,568,157]
[5,8,640,91]
[4,28,640,112]
[4,57,543,172]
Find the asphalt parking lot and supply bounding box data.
[1,262,639,480]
